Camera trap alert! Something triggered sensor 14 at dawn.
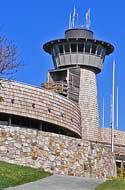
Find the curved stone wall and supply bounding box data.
[0,125,116,178]
[0,80,81,137]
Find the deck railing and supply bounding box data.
[42,81,68,96]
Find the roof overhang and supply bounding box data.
[43,38,114,55]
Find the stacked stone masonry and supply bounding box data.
[100,128,125,148]
[1,80,125,178]
[0,125,116,178]
[79,68,99,141]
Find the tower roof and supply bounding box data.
[43,28,114,55]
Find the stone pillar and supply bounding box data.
[8,114,12,126]
[40,121,42,131]
[79,68,99,141]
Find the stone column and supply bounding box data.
[40,121,43,131]
[79,68,99,141]
[8,114,12,126]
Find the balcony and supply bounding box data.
[42,81,68,96]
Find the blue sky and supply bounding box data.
[0,0,124,131]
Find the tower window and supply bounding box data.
[54,46,59,57]
[85,43,91,53]
[59,45,64,54]
[97,45,103,56]
[71,44,77,53]
[91,45,97,55]
[78,43,84,52]
[64,44,70,53]
[52,48,55,56]
[101,49,106,58]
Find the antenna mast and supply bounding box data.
[85,8,91,29]
[76,12,79,27]
[116,87,119,130]
[69,6,79,29]
[102,97,105,128]
[72,6,76,28]
[69,13,72,28]
[111,60,115,153]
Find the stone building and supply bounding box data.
[0,21,125,177]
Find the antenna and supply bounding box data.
[69,12,72,28]
[116,87,119,130]
[85,8,91,30]
[72,6,76,28]
[102,97,105,128]
[110,94,112,128]
[76,12,79,27]
[111,60,115,153]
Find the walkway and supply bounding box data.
[5,174,104,190]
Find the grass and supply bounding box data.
[0,161,51,190]
[96,178,125,190]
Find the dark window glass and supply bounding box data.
[0,113,9,122]
[11,115,21,125]
[59,45,63,54]
[101,49,106,58]
[78,43,84,52]
[30,119,40,129]
[52,48,55,56]
[64,44,70,53]
[97,46,103,56]
[116,161,121,168]
[71,44,77,53]
[91,45,97,54]
[85,43,91,53]
[54,46,59,57]
[21,117,30,127]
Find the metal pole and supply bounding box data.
[111,60,115,153]
[116,87,119,130]
[110,94,112,128]
[102,97,105,128]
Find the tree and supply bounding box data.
[0,35,19,77]
[0,34,20,102]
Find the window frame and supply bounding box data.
[85,42,91,53]
[78,43,84,53]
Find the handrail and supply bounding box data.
[42,81,68,95]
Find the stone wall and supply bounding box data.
[79,68,99,141]
[0,125,116,178]
[100,128,125,146]
[0,80,81,136]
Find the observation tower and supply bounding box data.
[43,8,114,140]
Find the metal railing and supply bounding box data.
[42,81,68,96]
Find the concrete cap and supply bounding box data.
[65,28,93,39]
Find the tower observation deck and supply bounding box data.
[43,28,114,73]
[43,18,114,140]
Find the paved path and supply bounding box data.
[5,174,104,190]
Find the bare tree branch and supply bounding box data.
[0,35,20,77]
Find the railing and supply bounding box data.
[42,81,68,96]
